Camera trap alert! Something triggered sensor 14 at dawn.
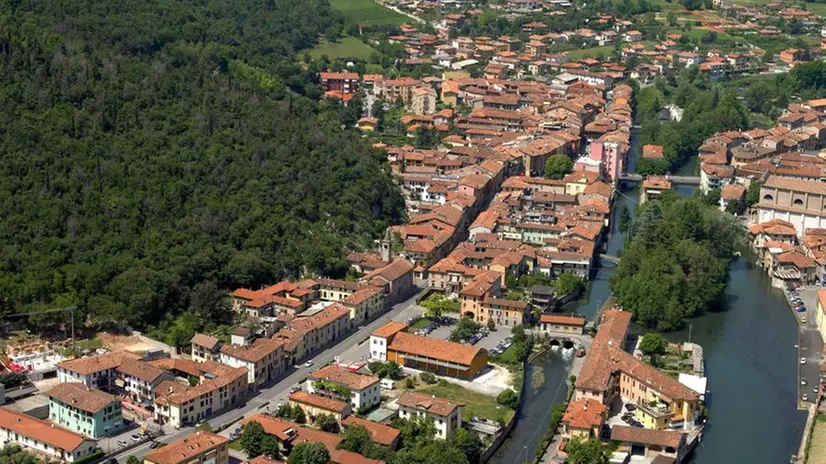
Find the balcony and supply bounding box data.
[637,400,674,420]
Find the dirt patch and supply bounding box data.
[96,333,154,353]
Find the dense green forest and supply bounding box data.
[0,0,405,333]
[611,194,745,330]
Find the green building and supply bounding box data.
[48,382,124,438]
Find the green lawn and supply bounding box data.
[567,41,656,60]
[491,344,520,364]
[309,37,376,60]
[330,0,409,26]
[228,441,244,451]
[419,382,515,424]
[412,317,434,329]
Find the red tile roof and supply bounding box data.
[47,383,118,414]
[341,416,400,446]
[563,399,606,430]
[0,407,89,452]
[310,364,380,391]
[371,322,408,339]
[289,391,349,414]
[398,392,463,417]
[144,432,228,464]
[540,314,586,326]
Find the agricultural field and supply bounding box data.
[309,37,377,60]
[330,0,409,26]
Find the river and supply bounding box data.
[489,130,807,464]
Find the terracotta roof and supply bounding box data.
[372,322,410,341]
[363,259,414,284]
[0,407,88,452]
[242,415,299,441]
[144,432,228,464]
[341,416,400,446]
[721,184,746,201]
[221,338,285,363]
[310,364,380,391]
[764,175,826,195]
[749,219,796,236]
[397,392,463,417]
[48,383,117,414]
[818,289,826,313]
[190,333,221,351]
[343,287,383,306]
[57,351,140,376]
[116,358,168,383]
[248,456,286,464]
[149,358,203,378]
[540,314,586,326]
[610,425,685,448]
[290,391,349,414]
[389,333,485,368]
[562,399,606,430]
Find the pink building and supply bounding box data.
[589,142,622,185]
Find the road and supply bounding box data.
[110,289,427,461]
[792,287,823,407]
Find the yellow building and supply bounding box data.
[342,286,385,326]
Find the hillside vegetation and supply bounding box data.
[0,0,405,332]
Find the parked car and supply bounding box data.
[802,316,808,324]
[803,394,809,402]
[130,434,142,442]
[802,378,808,386]
[796,306,807,313]
[577,348,587,357]
[117,440,128,447]
[150,442,163,449]
[304,360,314,367]
[815,387,820,395]
[802,357,807,365]
[289,385,301,393]
[625,403,636,411]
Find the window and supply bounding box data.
[794,198,804,206]
[763,194,774,201]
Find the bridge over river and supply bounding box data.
[618,173,701,185]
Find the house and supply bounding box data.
[539,314,586,335]
[375,78,422,105]
[561,399,606,439]
[274,303,352,365]
[341,416,401,449]
[719,183,746,212]
[143,431,229,464]
[358,117,379,132]
[610,426,688,463]
[219,338,286,388]
[341,286,385,327]
[191,334,223,363]
[642,144,664,160]
[308,364,381,411]
[0,407,98,462]
[397,392,463,439]
[48,383,124,438]
[755,175,826,236]
[640,176,672,203]
[289,391,352,424]
[370,322,489,380]
[361,259,415,304]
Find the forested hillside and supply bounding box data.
[0,0,405,331]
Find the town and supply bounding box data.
[4,0,826,463]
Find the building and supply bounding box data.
[575,310,701,431]
[319,72,359,94]
[539,314,586,335]
[152,360,249,429]
[610,426,688,462]
[48,383,124,438]
[143,431,229,464]
[640,176,672,204]
[219,338,286,388]
[274,303,352,365]
[412,87,438,115]
[720,183,746,211]
[561,399,606,439]
[190,334,223,363]
[370,322,489,380]
[375,78,422,105]
[341,286,385,327]
[341,416,401,449]
[0,407,98,462]
[756,175,826,236]
[289,391,352,424]
[397,392,463,439]
[308,364,381,411]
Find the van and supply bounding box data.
[380,379,395,390]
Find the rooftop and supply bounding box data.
[290,391,349,414]
[144,431,228,464]
[48,383,118,414]
[0,407,89,452]
[310,364,380,391]
[398,392,463,417]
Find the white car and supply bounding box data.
[802,378,808,386]
[802,316,808,324]
[801,357,807,365]
[803,394,809,402]
[304,360,314,367]
[117,440,128,447]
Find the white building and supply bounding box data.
[397,392,464,439]
[307,364,381,411]
[219,338,286,388]
[0,407,98,462]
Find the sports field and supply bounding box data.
[330,0,409,26]
[309,37,377,60]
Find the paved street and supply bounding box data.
[109,289,427,461]
[792,287,823,407]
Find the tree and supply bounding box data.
[338,425,373,455]
[127,457,141,464]
[544,154,574,180]
[745,181,761,208]
[369,361,403,380]
[565,438,609,464]
[449,428,483,464]
[316,413,340,433]
[639,333,669,360]
[496,389,519,409]
[420,294,459,318]
[554,273,584,296]
[288,442,330,464]
[240,421,268,458]
[725,199,745,216]
[449,317,482,342]
[703,188,721,207]
[487,319,496,331]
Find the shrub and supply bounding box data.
[496,389,519,409]
[420,372,437,384]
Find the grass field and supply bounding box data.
[309,37,376,60]
[807,414,826,463]
[412,317,434,329]
[330,0,409,26]
[419,381,515,424]
[491,344,520,364]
